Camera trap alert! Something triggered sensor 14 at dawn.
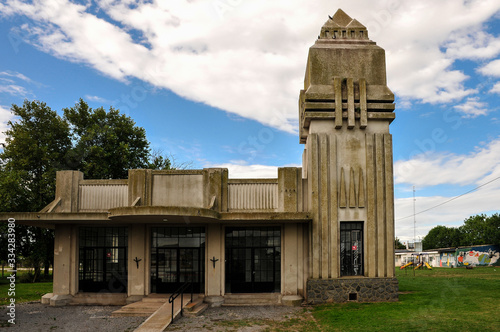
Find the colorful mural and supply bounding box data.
[456,245,500,267]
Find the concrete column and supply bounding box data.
[278,167,302,212]
[283,224,298,295]
[55,171,83,212]
[206,224,223,297]
[127,224,147,302]
[128,169,152,206]
[203,168,227,212]
[51,224,75,305]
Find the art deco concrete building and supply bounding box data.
[6,9,398,306]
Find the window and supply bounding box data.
[340,222,364,276]
[78,227,128,293]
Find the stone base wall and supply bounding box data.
[306,278,398,304]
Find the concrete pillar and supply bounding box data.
[55,171,83,212]
[51,224,76,305]
[206,224,223,299]
[283,224,298,295]
[203,168,228,212]
[278,167,303,212]
[127,224,147,302]
[128,169,152,206]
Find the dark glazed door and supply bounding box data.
[225,227,281,293]
[151,227,205,293]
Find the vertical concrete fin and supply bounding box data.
[334,77,343,128]
[329,134,338,278]
[347,78,355,129]
[320,134,329,278]
[349,167,356,208]
[365,133,377,277]
[358,167,365,208]
[384,134,395,277]
[310,134,321,278]
[360,78,368,128]
[375,134,386,277]
[339,167,347,208]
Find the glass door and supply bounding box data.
[225,227,281,293]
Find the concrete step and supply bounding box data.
[182,295,207,317]
[71,293,127,306]
[223,293,282,306]
[183,303,208,317]
[142,294,170,303]
[184,296,204,312]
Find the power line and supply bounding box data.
[396,175,500,222]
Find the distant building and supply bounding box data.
[396,244,500,268]
[3,9,398,306]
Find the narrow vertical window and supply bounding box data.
[340,222,364,276]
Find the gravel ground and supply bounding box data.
[0,303,306,332]
[167,305,305,331]
[0,302,144,331]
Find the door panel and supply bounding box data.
[225,227,280,293]
[151,227,205,293]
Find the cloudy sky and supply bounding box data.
[1,0,499,243]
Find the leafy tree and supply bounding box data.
[1,100,71,211]
[63,99,150,179]
[147,148,173,170]
[395,237,406,249]
[1,99,176,279]
[460,213,500,246]
[0,100,71,278]
[422,225,462,250]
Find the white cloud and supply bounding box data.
[0,71,36,97]
[0,104,14,145]
[445,30,500,60]
[84,95,112,104]
[453,97,489,117]
[478,58,500,77]
[207,161,279,179]
[395,137,500,187]
[0,84,28,96]
[395,183,500,242]
[490,82,500,94]
[2,0,500,132]
[0,71,34,83]
[204,160,301,178]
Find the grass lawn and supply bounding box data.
[309,266,500,331]
[223,266,500,332]
[0,270,53,306]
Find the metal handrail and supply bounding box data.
[168,280,194,323]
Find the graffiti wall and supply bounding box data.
[439,252,456,267]
[456,245,500,267]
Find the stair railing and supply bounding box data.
[168,279,194,323]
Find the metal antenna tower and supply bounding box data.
[413,186,416,247]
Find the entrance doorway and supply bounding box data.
[151,227,205,293]
[225,227,281,293]
[78,227,128,293]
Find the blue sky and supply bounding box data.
[1,0,500,243]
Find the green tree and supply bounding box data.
[0,100,71,278]
[422,225,462,250]
[1,99,175,279]
[63,99,150,179]
[395,237,406,249]
[460,213,500,246]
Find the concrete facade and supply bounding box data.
[3,9,397,306]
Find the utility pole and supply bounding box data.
[413,185,416,248]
